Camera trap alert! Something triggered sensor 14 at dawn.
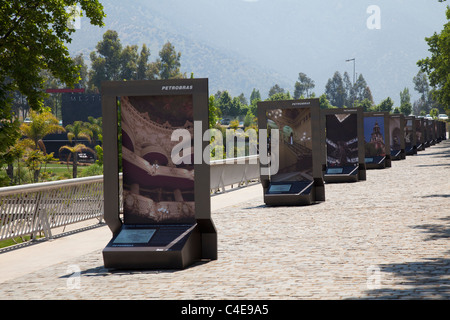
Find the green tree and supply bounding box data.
[429,107,440,119]
[343,72,354,107]
[243,109,256,127]
[399,88,413,116]
[19,109,64,181]
[353,74,372,104]
[377,97,394,112]
[20,110,65,153]
[250,88,261,104]
[413,71,430,105]
[294,73,315,99]
[0,1,105,110]
[319,93,335,109]
[158,42,184,79]
[59,143,95,178]
[136,44,155,80]
[354,98,373,112]
[417,2,450,112]
[120,44,139,81]
[217,90,233,118]
[325,71,346,108]
[267,91,291,101]
[0,1,104,156]
[88,30,123,91]
[208,95,221,128]
[63,121,93,178]
[268,84,285,98]
[72,54,89,90]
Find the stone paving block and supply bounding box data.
[0,140,449,300]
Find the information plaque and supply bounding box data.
[112,228,156,245]
[257,99,325,206]
[363,112,391,169]
[102,79,217,269]
[320,107,366,183]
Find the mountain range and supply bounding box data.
[67,0,448,106]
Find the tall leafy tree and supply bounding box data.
[217,90,233,117]
[353,74,371,103]
[268,84,285,98]
[208,95,221,128]
[0,0,104,155]
[136,44,155,80]
[399,88,413,116]
[343,72,354,107]
[413,70,430,104]
[417,1,450,112]
[325,71,346,108]
[250,88,261,105]
[158,42,184,79]
[0,0,104,109]
[88,30,123,91]
[294,72,315,99]
[120,45,139,81]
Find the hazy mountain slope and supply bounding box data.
[67,0,448,104]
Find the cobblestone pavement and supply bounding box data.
[1,140,449,300]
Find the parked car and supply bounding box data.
[438,114,449,120]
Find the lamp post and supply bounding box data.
[346,58,356,85]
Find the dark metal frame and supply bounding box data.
[363,111,391,169]
[257,98,325,206]
[404,116,418,155]
[101,79,217,269]
[389,114,406,160]
[320,107,366,183]
[415,117,425,151]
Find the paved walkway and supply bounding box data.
[0,140,449,300]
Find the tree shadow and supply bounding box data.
[412,216,450,241]
[360,217,450,299]
[362,257,450,299]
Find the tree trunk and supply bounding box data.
[73,152,78,178]
[6,163,13,184]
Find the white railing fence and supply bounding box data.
[210,155,260,193]
[0,156,260,242]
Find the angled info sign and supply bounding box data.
[101,79,217,270]
[320,107,366,183]
[257,98,325,206]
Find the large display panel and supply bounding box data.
[320,107,366,183]
[389,114,405,160]
[415,118,425,151]
[101,79,217,269]
[121,95,196,225]
[404,116,417,155]
[363,112,391,169]
[257,99,324,206]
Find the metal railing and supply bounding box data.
[0,176,106,241]
[0,155,260,242]
[210,155,260,193]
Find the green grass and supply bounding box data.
[1,162,100,186]
[0,234,44,249]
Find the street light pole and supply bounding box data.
[346,58,355,85]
